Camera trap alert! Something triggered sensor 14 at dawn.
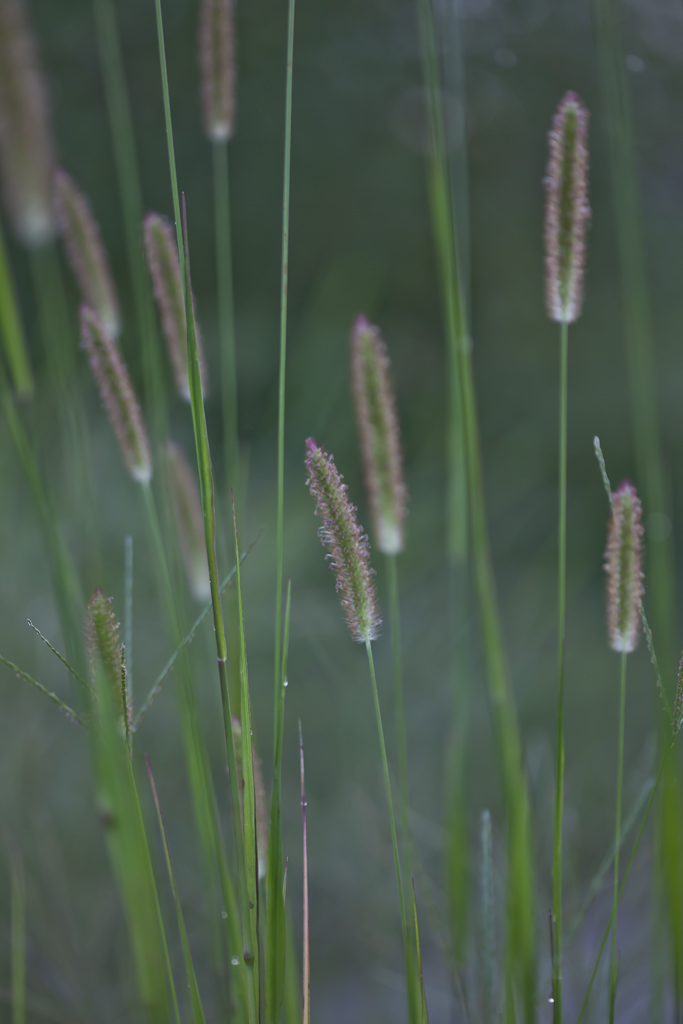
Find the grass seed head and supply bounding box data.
[80,306,152,484]
[305,437,380,644]
[351,314,407,555]
[199,0,235,142]
[56,169,121,338]
[144,212,207,401]
[0,0,55,245]
[86,588,129,729]
[604,480,644,654]
[166,441,210,601]
[544,91,590,324]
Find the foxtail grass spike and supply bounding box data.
[305,438,380,643]
[231,716,269,879]
[144,212,207,401]
[80,306,152,483]
[166,441,211,601]
[55,169,121,338]
[0,0,55,246]
[198,0,235,142]
[351,314,408,555]
[544,92,590,324]
[605,481,644,654]
[86,588,130,729]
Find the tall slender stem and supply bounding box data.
[212,139,239,495]
[273,0,296,718]
[386,552,411,879]
[609,650,628,1021]
[365,639,417,1024]
[552,319,569,1019]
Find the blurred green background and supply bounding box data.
[2,0,683,1019]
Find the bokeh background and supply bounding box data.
[2,0,683,1019]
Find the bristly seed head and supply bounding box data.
[0,0,55,245]
[166,441,210,602]
[80,306,152,484]
[198,0,235,142]
[55,169,121,338]
[86,588,130,730]
[544,91,590,324]
[144,212,208,401]
[604,480,644,654]
[351,314,407,555]
[305,438,380,644]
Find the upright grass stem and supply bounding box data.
[416,0,535,1012]
[212,139,238,494]
[386,552,411,878]
[552,319,569,1018]
[609,650,628,1020]
[93,0,166,437]
[365,639,415,1022]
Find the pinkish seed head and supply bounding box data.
[351,314,407,555]
[55,169,121,338]
[604,480,644,654]
[144,212,207,401]
[544,91,590,324]
[305,438,380,644]
[198,0,236,142]
[80,306,152,484]
[0,0,56,245]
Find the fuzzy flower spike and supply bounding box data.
[604,480,644,654]
[544,91,590,324]
[305,438,380,643]
[199,0,236,142]
[351,315,407,555]
[80,306,152,484]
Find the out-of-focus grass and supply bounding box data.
[1,0,683,1021]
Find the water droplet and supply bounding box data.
[283,680,288,688]
[231,957,240,966]
[548,997,555,1004]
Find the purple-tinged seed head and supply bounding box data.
[351,314,407,555]
[604,480,644,654]
[166,441,210,602]
[144,212,207,401]
[198,0,235,143]
[80,306,152,484]
[86,588,130,730]
[0,0,55,245]
[55,169,121,339]
[544,91,590,324]
[305,438,380,644]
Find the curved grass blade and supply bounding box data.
[0,654,84,726]
[147,757,208,1024]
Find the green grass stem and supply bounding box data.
[365,638,418,1024]
[0,217,32,398]
[577,735,677,1022]
[93,0,166,435]
[299,722,310,1024]
[10,853,26,1024]
[552,319,569,1019]
[147,757,208,1024]
[386,553,411,877]
[212,139,239,495]
[182,202,258,1023]
[273,0,296,727]
[416,0,535,1013]
[266,579,291,1024]
[609,650,628,1022]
